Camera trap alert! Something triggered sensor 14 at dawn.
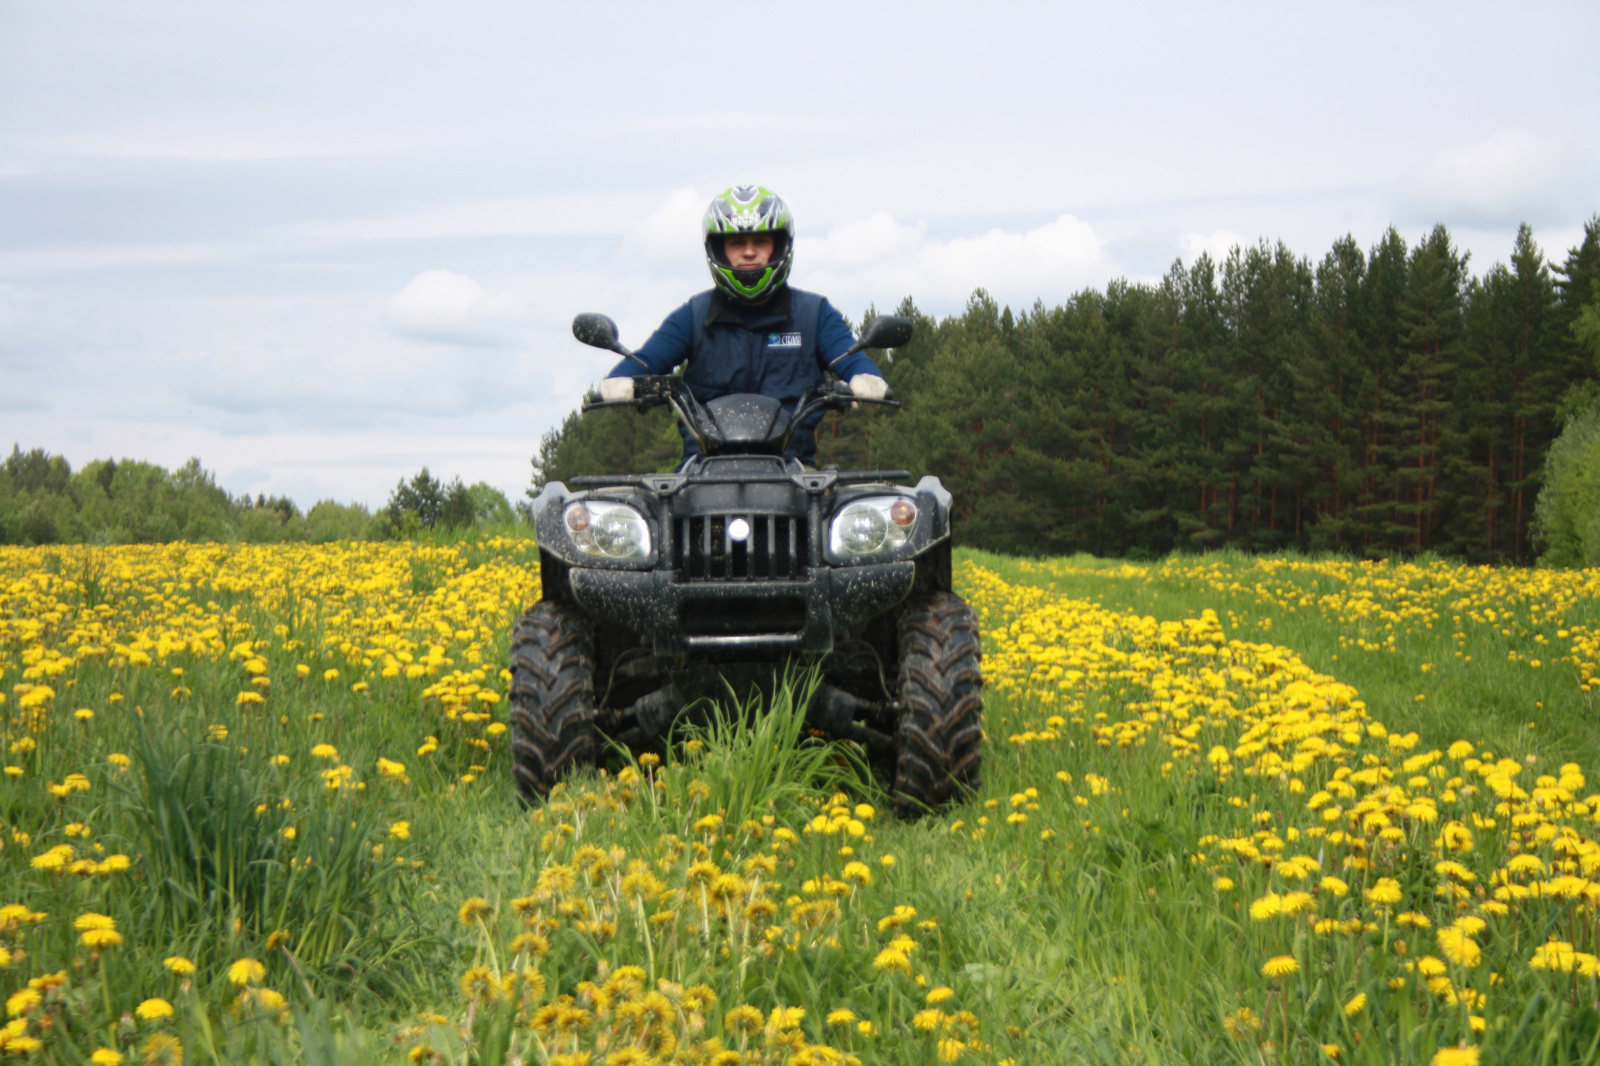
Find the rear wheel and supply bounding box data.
[892,591,984,816]
[508,601,598,803]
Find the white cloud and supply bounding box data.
[619,187,704,266]
[385,270,529,347]
[0,283,121,360]
[0,242,241,276]
[290,192,661,243]
[1178,230,1248,266]
[800,213,1106,310]
[1395,130,1595,227]
[3,126,402,164]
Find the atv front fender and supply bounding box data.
[564,561,915,656]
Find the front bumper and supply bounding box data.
[567,561,915,656]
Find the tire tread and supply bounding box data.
[508,600,597,803]
[893,591,984,816]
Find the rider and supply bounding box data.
[598,185,890,467]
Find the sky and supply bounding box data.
[2,0,1598,510]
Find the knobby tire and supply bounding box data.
[893,591,984,816]
[508,600,598,803]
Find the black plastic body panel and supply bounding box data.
[533,453,950,657]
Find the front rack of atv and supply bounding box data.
[568,468,912,494]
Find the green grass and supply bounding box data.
[5,543,1600,1063]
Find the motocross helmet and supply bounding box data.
[704,185,794,304]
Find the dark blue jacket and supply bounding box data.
[608,286,881,464]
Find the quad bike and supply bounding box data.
[510,312,982,815]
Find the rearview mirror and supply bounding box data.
[859,314,913,351]
[573,313,622,351]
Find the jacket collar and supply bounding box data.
[705,286,791,329]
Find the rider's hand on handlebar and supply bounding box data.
[599,376,635,402]
[849,375,889,401]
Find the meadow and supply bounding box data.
[4,537,1600,1065]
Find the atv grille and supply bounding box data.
[676,514,807,582]
[680,596,807,637]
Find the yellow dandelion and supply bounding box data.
[227,958,266,986]
[136,997,175,1021]
[1261,955,1299,980]
[459,965,500,1001]
[7,988,42,1016]
[139,1032,183,1066]
[80,927,123,949]
[724,1004,764,1034]
[1365,878,1403,906]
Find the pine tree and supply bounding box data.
[1306,236,1370,552]
[1455,225,1560,559]
[1393,225,1467,552]
[1350,228,1411,555]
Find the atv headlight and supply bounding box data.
[564,501,651,560]
[829,496,918,557]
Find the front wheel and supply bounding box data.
[892,591,984,816]
[508,601,598,804]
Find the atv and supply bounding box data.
[510,312,982,815]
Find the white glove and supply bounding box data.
[599,377,635,402]
[849,375,889,401]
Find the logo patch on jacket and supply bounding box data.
[766,332,802,348]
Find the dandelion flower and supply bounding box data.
[1429,1048,1480,1066]
[1437,928,1482,968]
[90,1050,124,1065]
[458,897,490,924]
[227,958,266,986]
[1261,955,1299,980]
[1343,993,1366,1016]
[1249,893,1282,921]
[1365,878,1403,906]
[769,1006,804,1030]
[826,1009,857,1027]
[139,1032,183,1066]
[163,956,195,975]
[459,965,500,1001]
[80,927,123,949]
[136,997,175,1021]
[7,988,41,1016]
[723,1004,764,1035]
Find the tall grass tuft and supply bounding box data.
[631,665,882,828]
[115,714,427,993]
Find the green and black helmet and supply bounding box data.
[703,185,794,304]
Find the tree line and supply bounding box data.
[0,448,521,545]
[534,220,1600,564]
